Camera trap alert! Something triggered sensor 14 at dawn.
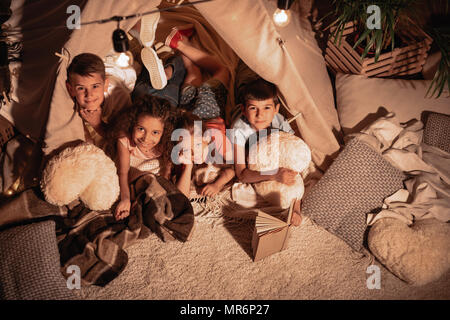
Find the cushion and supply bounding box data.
[423,112,450,154]
[302,137,405,252]
[336,73,450,135]
[368,218,450,286]
[41,142,120,211]
[0,220,75,300]
[248,131,311,209]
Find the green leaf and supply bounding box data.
[387,10,396,50]
[374,29,383,62]
[353,27,371,49]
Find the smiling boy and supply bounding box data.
[232,78,303,225]
[66,53,109,144]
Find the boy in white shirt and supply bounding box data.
[232,78,302,225]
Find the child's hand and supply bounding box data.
[274,168,298,185]
[115,199,131,220]
[178,149,193,165]
[79,107,102,128]
[200,182,221,197]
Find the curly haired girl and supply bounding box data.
[108,95,174,220]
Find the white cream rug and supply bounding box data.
[74,196,450,300]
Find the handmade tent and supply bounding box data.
[1,0,341,170]
[2,0,450,300]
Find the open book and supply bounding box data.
[251,200,294,262]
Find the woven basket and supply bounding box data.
[325,21,432,77]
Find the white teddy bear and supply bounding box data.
[40,142,120,211]
[248,131,311,209]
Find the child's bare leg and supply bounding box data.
[176,39,229,86]
[180,53,203,87]
[291,198,303,226]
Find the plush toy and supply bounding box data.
[368,217,450,286]
[248,131,311,209]
[41,142,120,211]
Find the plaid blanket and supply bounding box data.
[0,174,195,286]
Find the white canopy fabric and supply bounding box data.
[1,0,341,169]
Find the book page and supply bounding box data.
[258,226,285,236]
[255,211,287,234]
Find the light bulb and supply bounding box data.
[114,51,133,68]
[111,26,133,68]
[273,8,291,27]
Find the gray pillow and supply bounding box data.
[423,112,450,153]
[302,137,406,252]
[0,220,75,300]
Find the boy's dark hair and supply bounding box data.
[67,53,106,82]
[239,78,279,106]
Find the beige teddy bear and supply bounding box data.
[248,131,311,209]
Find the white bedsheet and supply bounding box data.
[351,113,450,225]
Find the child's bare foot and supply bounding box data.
[290,199,303,226]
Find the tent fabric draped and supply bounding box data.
[1,0,341,168]
[43,0,162,154]
[194,0,341,168]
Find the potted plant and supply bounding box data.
[325,0,449,98]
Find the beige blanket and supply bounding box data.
[350,114,450,226]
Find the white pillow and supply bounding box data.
[368,218,450,286]
[336,73,450,135]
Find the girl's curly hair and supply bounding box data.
[107,95,176,175]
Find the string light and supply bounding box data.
[95,0,213,67]
[111,18,134,68]
[2,0,213,36]
[273,0,295,28]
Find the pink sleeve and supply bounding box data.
[205,129,233,163]
[118,136,131,151]
[204,118,233,162]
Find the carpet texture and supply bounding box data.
[74,213,450,300]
